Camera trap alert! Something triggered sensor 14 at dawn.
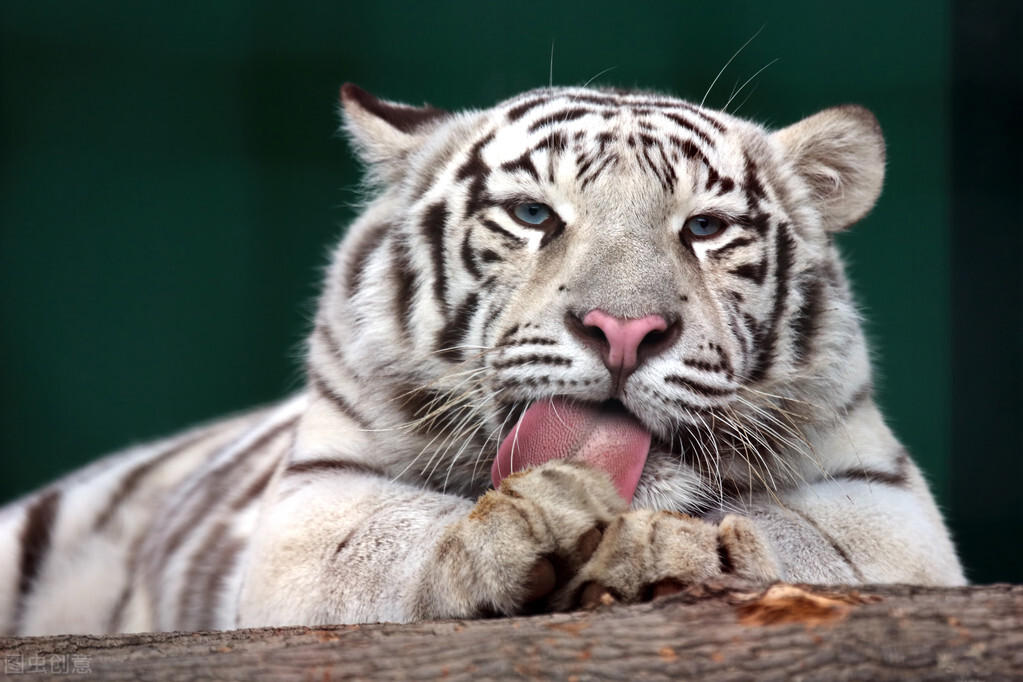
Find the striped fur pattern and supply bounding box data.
[1,84,964,635]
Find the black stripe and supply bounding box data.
[479,295,506,339]
[479,249,503,264]
[412,150,448,203]
[790,275,827,365]
[659,144,678,193]
[833,450,911,488]
[526,107,594,132]
[665,133,703,167]
[745,210,771,233]
[309,368,372,429]
[579,154,616,191]
[661,112,716,147]
[506,96,549,122]
[195,528,243,628]
[729,259,767,284]
[93,428,218,531]
[107,532,149,632]
[460,228,482,280]
[595,131,616,151]
[192,464,276,629]
[669,136,706,165]
[390,237,419,337]
[834,466,909,489]
[677,102,728,133]
[346,222,391,296]
[157,417,298,564]
[481,219,527,247]
[839,383,873,415]
[708,237,754,260]
[494,375,557,393]
[747,224,795,383]
[789,508,865,582]
[682,357,731,374]
[457,132,496,219]
[664,374,734,396]
[179,454,279,628]
[502,336,558,347]
[16,489,61,625]
[499,324,521,344]
[575,149,598,179]
[500,152,540,180]
[334,530,355,556]
[492,354,572,369]
[532,130,568,154]
[286,457,386,478]
[539,219,566,249]
[179,519,228,626]
[436,292,479,362]
[741,152,769,209]
[706,166,736,195]
[637,132,658,149]
[635,137,677,193]
[670,397,718,417]
[421,201,450,313]
[106,575,134,633]
[732,310,753,356]
[636,144,663,187]
[234,463,277,512]
[315,323,343,360]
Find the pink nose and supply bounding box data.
[575,309,678,387]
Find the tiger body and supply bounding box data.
[0,84,964,636]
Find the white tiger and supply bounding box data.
[0,83,965,636]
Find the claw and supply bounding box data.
[579,582,615,609]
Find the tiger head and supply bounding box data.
[315,84,886,510]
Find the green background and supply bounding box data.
[1,1,1019,583]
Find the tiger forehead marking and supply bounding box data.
[472,89,746,208]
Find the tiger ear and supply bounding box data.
[773,105,886,232]
[340,84,450,180]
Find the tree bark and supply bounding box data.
[1,581,1020,681]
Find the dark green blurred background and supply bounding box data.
[1,2,1019,583]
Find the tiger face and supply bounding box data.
[331,85,885,508]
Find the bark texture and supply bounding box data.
[1,581,1020,681]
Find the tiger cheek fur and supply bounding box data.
[0,84,963,636]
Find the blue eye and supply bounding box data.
[684,214,725,239]
[510,203,554,227]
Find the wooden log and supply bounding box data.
[1,581,1020,681]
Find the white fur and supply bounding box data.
[1,86,963,636]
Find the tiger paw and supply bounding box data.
[553,511,781,610]
[414,460,625,619]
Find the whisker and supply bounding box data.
[723,58,779,112]
[701,24,766,108]
[439,404,495,493]
[728,80,760,116]
[471,390,515,485]
[582,66,619,89]
[692,413,725,506]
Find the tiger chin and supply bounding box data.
[0,83,964,636]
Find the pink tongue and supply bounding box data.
[492,399,652,504]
